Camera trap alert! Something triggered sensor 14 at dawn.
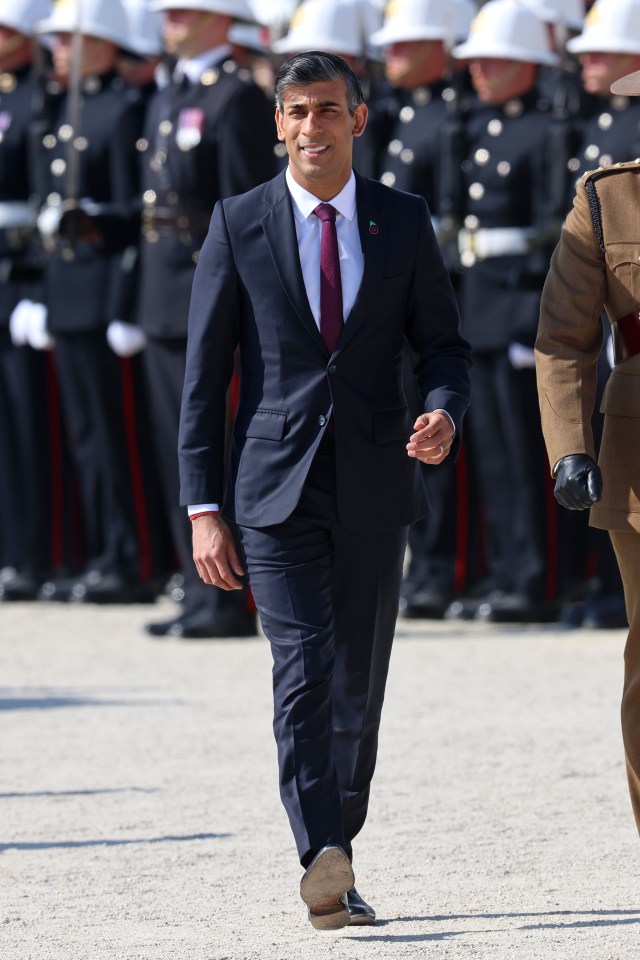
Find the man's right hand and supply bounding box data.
[554,454,603,510]
[191,513,245,590]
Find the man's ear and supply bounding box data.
[275,107,285,141]
[352,103,369,139]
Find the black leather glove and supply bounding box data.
[554,454,603,510]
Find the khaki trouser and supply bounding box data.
[609,529,640,833]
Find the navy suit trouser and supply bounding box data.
[237,435,408,865]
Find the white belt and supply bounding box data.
[458,226,540,260]
[0,201,36,230]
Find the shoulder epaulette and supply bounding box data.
[582,159,640,185]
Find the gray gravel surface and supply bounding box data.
[1,599,639,958]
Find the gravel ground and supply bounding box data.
[1,598,639,959]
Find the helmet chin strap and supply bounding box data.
[164,12,217,56]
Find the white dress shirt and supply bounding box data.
[286,168,364,328]
[175,45,232,85]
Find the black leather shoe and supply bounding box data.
[475,593,560,624]
[300,846,354,931]
[144,608,258,639]
[0,567,39,601]
[40,570,157,604]
[445,589,508,621]
[346,887,376,925]
[400,588,452,620]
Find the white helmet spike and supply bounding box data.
[452,0,560,66]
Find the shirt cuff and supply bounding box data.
[187,503,220,516]
[433,409,456,438]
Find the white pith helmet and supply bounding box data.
[520,0,585,32]
[0,0,51,35]
[273,0,382,57]
[122,0,163,56]
[228,21,271,52]
[149,0,256,18]
[36,0,131,47]
[452,0,560,66]
[567,0,640,55]
[369,0,455,49]
[454,0,479,41]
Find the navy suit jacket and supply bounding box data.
[178,170,471,532]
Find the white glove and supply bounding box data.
[9,299,33,346]
[508,342,536,370]
[27,302,55,351]
[106,320,147,357]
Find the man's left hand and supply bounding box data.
[406,411,453,465]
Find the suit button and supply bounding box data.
[328,364,337,374]
[318,415,327,427]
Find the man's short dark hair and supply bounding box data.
[274,51,364,116]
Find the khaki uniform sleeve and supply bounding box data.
[535,179,607,472]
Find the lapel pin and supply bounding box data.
[369,220,379,235]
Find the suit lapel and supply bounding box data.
[261,173,328,356]
[336,174,387,352]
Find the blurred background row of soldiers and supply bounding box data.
[0,0,636,637]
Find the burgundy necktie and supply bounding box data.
[314,203,343,353]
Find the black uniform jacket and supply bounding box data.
[137,59,275,339]
[178,171,472,533]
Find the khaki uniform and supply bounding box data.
[536,159,640,833]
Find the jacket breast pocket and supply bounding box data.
[373,407,411,445]
[235,408,287,440]
[606,242,640,293]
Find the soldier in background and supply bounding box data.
[0,0,57,601]
[552,0,640,627]
[371,0,476,618]
[272,0,386,179]
[449,0,566,623]
[139,0,276,639]
[33,0,157,604]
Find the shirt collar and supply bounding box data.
[177,45,232,86]
[285,168,357,224]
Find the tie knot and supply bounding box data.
[314,203,337,224]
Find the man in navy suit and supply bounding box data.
[178,51,471,930]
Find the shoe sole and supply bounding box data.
[300,847,354,931]
[349,912,376,926]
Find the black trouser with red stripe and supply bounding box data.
[53,330,162,581]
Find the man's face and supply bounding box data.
[580,51,639,95]
[384,40,446,89]
[468,58,536,104]
[275,78,368,199]
[52,33,117,79]
[163,9,201,56]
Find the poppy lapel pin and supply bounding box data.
[369,220,379,235]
